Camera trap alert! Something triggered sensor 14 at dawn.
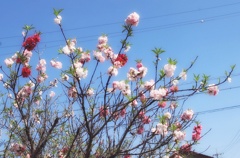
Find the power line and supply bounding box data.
[1,1,240,40]
[196,104,240,115]
[1,10,240,52]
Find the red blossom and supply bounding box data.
[99,106,109,117]
[180,143,191,153]
[21,66,31,78]
[16,57,22,63]
[115,54,128,67]
[22,33,40,51]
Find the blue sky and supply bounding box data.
[1,1,240,157]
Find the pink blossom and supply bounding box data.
[138,110,145,119]
[125,12,140,26]
[69,39,77,51]
[151,123,168,135]
[112,80,131,96]
[50,79,58,87]
[76,67,88,79]
[172,79,179,86]
[98,35,108,44]
[73,61,83,68]
[103,47,114,59]
[179,71,187,80]
[138,66,148,78]
[193,125,202,134]
[36,59,47,73]
[22,31,26,37]
[227,77,232,83]
[50,60,62,69]
[120,108,126,117]
[174,130,186,141]
[137,126,144,134]
[10,143,26,156]
[181,109,194,121]
[170,86,178,93]
[99,106,109,117]
[62,45,71,55]
[94,51,105,62]
[158,101,167,108]
[207,84,219,96]
[113,112,119,120]
[11,53,18,61]
[192,132,201,141]
[180,143,191,152]
[54,15,62,24]
[37,73,48,83]
[4,58,14,67]
[23,49,32,58]
[142,116,151,124]
[164,112,171,119]
[127,67,139,81]
[170,102,178,109]
[150,88,167,100]
[131,99,138,106]
[164,64,176,77]
[17,85,33,100]
[139,92,146,103]
[108,66,118,76]
[97,43,106,52]
[49,91,55,98]
[144,79,155,90]
[68,87,77,98]
[136,62,143,69]
[0,73,3,81]
[80,52,91,63]
[87,88,94,96]
[61,74,69,81]
[112,81,119,89]
[124,45,131,52]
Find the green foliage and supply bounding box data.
[193,74,200,82]
[53,8,64,16]
[167,58,177,65]
[152,48,165,56]
[23,25,34,31]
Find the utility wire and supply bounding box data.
[1,10,240,51]
[1,1,240,40]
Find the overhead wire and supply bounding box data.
[1,1,240,40]
[1,9,240,53]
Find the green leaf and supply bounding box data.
[23,25,34,31]
[167,58,177,65]
[53,8,64,16]
[231,64,236,70]
[193,74,200,82]
[170,124,177,131]
[152,48,165,55]
[160,69,165,78]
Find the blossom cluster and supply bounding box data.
[0,10,227,158]
[10,143,26,156]
[58,147,69,158]
[22,33,40,51]
[192,124,202,141]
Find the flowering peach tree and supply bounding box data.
[0,9,234,158]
